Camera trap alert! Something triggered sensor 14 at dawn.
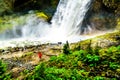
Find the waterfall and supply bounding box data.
[50,0,92,41]
[0,0,93,47]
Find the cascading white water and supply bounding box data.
[0,0,93,48]
[49,0,92,42]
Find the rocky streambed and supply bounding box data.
[0,43,63,78]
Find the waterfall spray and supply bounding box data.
[0,0,94,48]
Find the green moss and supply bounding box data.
[0,0,13,15]
[71,31,120,50]
[35,12,49,20]
[0,14,28,33]
[0,60,11,80]
[21,52,33,58]
[116,18,120,30]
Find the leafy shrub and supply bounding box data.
[72,50,87,61]
[49,56,57,61]
[117,45,120,50]
[27,63,46,80]
[21,69,30,76]
[84,54,100,67]
[0,60,6,76]
[73,50,86,56]
[57,54,67,62]
[45,74,58,80]
[107,46,118,54]
[94,76,104,80]
[109,62,119,70]
[0,60,11,80]
[45,67,88,80]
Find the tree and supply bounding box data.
[63,41,71,54]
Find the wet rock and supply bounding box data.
[0,49,5,53]
[58,42,62,45]
[2,50,9,54]
[115,35,120,41]
[18,47,24,51]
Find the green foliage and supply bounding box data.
[73,43,81,51]
[94,76,104,80]
[26,63,46,80]
[21,52,33,58]
[73,50,86,56]
[99,45,120,61]
[63,41,71,54]
[57,54,67,62]
[50,56,57,61]
[34,63,46,79]
[23,45,120,79]
[0,60,6,75]
[107,46,118,54]
[29,65,90,80]
[72,50,87,61]
[84,54,100,67]
[21,69,30,76]
[0,14,27,33]
[0,60,11,80]
[93,43,101,55]
[109,62,119,70]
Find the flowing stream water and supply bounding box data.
[0,0,98,48]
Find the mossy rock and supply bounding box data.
[71,31,120,50]
[116,18,120,30]
[35,12,49,21]
[0,14,28,33]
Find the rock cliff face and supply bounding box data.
[82,0,120,32]
[0,0,14,15]
[13,0,59,11]
[0,0,119,16]
[0,0,59,15]
[94,0,120,13]
[0,0,119,12]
